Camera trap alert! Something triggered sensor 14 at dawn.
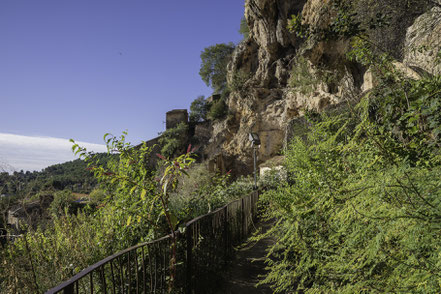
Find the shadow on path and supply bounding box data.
[215,220,275,294]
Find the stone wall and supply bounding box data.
[166,109,188,130]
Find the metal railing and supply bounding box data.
[46,190,259,294]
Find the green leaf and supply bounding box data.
[140,189,147,201]
[163,179,168,196]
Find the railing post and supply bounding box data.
[241,197,246,239]
[63,283,74,294]
[223,206,229,262]
[186,224,193,294]
[253,190,258,221]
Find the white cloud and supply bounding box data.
[0,133,107,172]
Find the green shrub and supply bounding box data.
[49,190,74,217]
[169,164,253,220]
[207,99,227,120]
[189,95,209,123]
[1,211,115,293]
[227,69,250,93]
[259,71,441,293]
[289,56,341,95]
[158,122,188,158]
[1,133,163,293]
[211,176,254,203]
[88,188,106,205]
[258,168,286,190]
[289,57,319,94]
[239,16,250,39]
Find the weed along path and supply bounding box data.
[215,220,274,294]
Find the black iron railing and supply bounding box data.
[46,191,259,294]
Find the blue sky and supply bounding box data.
[0,0,245,171]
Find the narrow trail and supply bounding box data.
[215,220,275,294]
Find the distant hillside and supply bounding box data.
[0,153,111,198]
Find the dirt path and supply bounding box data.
[215,220,274,294]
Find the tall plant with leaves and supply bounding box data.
[199,42,235,94]
[72,133,196,292]
[239,16,250,39]
[155,148,195,291]
[158,122,189,158]
[189,95,209,123]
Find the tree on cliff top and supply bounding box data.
[239,17,250,39]
[189,95,209,123]
[199,43,235,94]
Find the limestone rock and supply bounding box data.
[404,6,441,75]
[203,0,439,175]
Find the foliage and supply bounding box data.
[1,211,115,293]
[227,69,250,93]
[189,95,209,123]
[199,43,235,94]
[259,66,441,293]
[287,0,392,42]
[239,16,250,39]
[287,13,311,39]
[211,175,254,205]
[207,98,228,121]
[258,168,286,191]
[88,188,107,205]
[49,190,75,217]
[158,122,189,158]
[169,164,253,220]
[0,155,110,207]
[289,57,318,94]
[289,56,341,95]
[1,133,160,292]
[155,147,196,291]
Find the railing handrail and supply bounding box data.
[46,234,172,293]
[185,197,244,226]
[185,202,226,226]
[45,190,259,294]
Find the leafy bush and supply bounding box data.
[1,211,116,293]
[239,16,250,39]
[88,188,107,205]
[158,122,189,158]
[289,56,341,95]
[169,164,253,220]
[258,168,286,190]
[259,70,441,293]
[211,176,254,204]
[49,190,75,217]
[227,69,250,93]
[289,57,318,94]
[189,95,209,123]
[1,133,170,292]
[207,98,228,121]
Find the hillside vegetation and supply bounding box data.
[0,155,113,229]
[257,1,441,292]
[261,73,441,293]
[0,132,254,293]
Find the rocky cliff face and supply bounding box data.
[404,3,441,75]
[204,0,441,175]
